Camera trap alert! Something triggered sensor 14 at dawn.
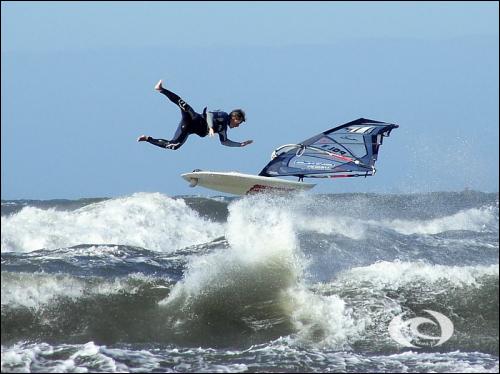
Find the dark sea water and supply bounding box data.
[1,191,498,372]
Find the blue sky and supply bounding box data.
[2,1,498,199]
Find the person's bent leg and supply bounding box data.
[157,88,198,121]
[166,122,190,149]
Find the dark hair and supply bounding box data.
[230,109,246,122]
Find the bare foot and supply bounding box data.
[154,80,163,91]
[137,135,149,142]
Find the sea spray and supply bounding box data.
[159,195,359,347]
[158,195,301,346]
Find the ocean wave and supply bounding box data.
[156,196,364,348]
[1,259,497,353]
[2,193,498,255]
[1,194,360,348]
[313,261,499,354]
[1,244,190,279]
[335,260,499,288]
[377,206,499,235]
[296,205,498,239]
[1,272,170,309]
[1,193,224,253]
[1,272,173,345]
[1,192,498,356]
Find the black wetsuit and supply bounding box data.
[146,88,242,150]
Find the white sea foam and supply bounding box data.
[1,273,85,309]
[1,342,498,373]
[1,272,154,309]
[374,206,498,235]
[260,196,498,240]
[336,260,499,289]
[1,193,223,253]
[1,343,40,373]
[286,286,362,347]
[295,205,498,238]
[0,342,127,373]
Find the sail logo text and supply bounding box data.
[295,161,334,170]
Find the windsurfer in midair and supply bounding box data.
[137,80,253,150]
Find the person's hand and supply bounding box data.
[241,140,253,147]
[208,127,215,137]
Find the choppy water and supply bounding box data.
[1,191,498,372]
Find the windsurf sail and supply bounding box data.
[259,118,398,179]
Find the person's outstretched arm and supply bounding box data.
[218,131,253,147]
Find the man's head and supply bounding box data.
[229,109,246,128]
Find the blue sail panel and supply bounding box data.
[259,118,398,178]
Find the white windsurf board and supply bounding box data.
[181,171,315,195]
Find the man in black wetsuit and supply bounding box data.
[137,80,253,150]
